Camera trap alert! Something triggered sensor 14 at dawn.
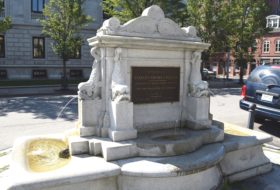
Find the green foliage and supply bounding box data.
[188,0,227,53]
[41,0,92,88]
[187,0,269,83]
[41,0,92,61]
[0,0,11,33]
[102,0,188,26]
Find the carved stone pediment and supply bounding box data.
[97,5,201,42]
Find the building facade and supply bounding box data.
[254,15,280,66]
[206,1,280,78]
[253,1,280,68]
[0,0,103,80]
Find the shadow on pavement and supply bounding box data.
[210,88,242,96]
[0,96,78,121]
[259,120,280,139]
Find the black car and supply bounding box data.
[240,65,280,122]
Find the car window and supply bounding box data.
[248,66,280,85]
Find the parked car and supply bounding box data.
[240,65,280,122]
[202,68,216,80]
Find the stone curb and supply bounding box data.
[0,85,77,97]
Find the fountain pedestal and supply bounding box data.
[77,5,212,141]
[109,101,137,141]
[7,5,272,190]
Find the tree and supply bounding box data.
[228,0,269,84]
[187,0,269,83]
[102,0,188,26]
[187,0,229,73]
[41,0,92,89]
[0,0,11,33]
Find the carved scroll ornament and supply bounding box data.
[111,48,130,102]
[78,47,101,100]
[189,51,209,98]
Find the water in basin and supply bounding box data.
[26,139,70,172]
[152,134,186,141]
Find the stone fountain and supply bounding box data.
[7,5,272,190]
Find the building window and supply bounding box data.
[32,0,45,13]
[0,35,5,57]
[273,59,280,64]
[0,69,7,79]
[263,40,270,53]
[276,40,280,52]
[32,69,47,79]
[261,59,270,65]
[33,37,45,58]
[70,70,83,78]
[0,0,5,17]
[69,46,81,59]
[266,15,280,28]
[267,18,279,28]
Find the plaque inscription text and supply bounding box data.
[131,67,180,104]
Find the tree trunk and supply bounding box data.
[239,54,244,84]
[61,59,68,90]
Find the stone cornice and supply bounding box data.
[88,35,210,51]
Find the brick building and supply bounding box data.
[207,0,280,78]
[0,0,103,80]
[254,15,280,66]
[247,0,280,71]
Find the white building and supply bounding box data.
[0,0,103,80]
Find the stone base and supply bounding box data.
[117,144,224,190]
[226,163,272,183]
[185,119,212,130]
[220,123,273,182]
[8,156,120,190]
[69,137,89,155]
[109,101,136,141]
[80,126,97,137]
[78,99,102,125]
[8,121,273,190]
[184,97,210,129]
[108,128,137,142]
[119,166,222,190]
[9,142,224,190]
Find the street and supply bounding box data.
[211,88,280,149]
[0,88,279,150]
[0,95,77,150]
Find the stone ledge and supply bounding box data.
[7,156,121,190]
[222,123,272,153]
[118,166,222,190]
[115,143,224,177]
[226,163,272,183]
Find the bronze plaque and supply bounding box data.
[131,67,180,104]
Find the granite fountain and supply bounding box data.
[7,5,272,190]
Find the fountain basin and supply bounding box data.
[135,126,224,157]
[8,135,120,190]
[7,122,273,190]
[26,138,70,172]
[11,135,70,174]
